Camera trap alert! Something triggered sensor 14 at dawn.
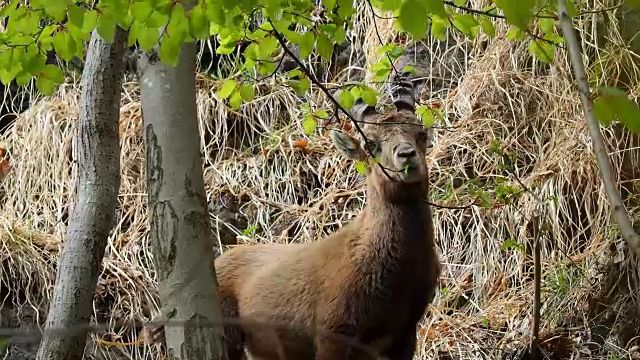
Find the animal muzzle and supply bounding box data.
[394,142,419,168]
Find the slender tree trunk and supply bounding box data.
[136,13,228,360]
[557,0,640,258]
[36,28,126,360]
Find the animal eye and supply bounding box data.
[364,139,380,155]
[417,129,429,143]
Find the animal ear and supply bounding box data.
[330,129,365,160]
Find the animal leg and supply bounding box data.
[314,324,359,360]
[220,295,246,360]
[142,314,166,346]
[142,297,246,360]
[383,328,417,360]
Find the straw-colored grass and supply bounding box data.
[2,1,640,359]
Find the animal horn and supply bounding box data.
[389,66,416,113]
[332,89,378,125]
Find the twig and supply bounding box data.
[529,213,543,359]
[557,0,640,258]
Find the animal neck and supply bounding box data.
[357,175,433,254]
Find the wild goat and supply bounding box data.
[146,74,441,360]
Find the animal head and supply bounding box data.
[330,76,431,185]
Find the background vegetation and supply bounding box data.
[2,0,640,359]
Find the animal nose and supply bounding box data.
[395,143,417,159]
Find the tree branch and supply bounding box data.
[267,22,398,180]
[557,0,640,258]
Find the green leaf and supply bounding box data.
[205,2,226,24]
[240,83,254,101]
[337,0,354,18]
[303,115,316,135]
[83,10,99,32]
[96,14,117,42]
[451,13,480,39]
[314,109,329,119]
[298,76,311,95]
[218,79,237,99]
[370,0,402,11]
[11,9,40,35]
[159,35,181,66]
[229,91,242,109]
[0,68,18,86]
[480,18,495,38]
[506,26,527,41]
[593,97,614,127]
[15,71,32,86]
[371,58,392,82]
[257,61,277,76]
[416,105,435,127]
[131,1,154,22]
[324,0,337,10]
[496,0,533,29]
[402,65,416,75]
[539,17,555,35]
[145,10,170,28]
[257,36,279,58]
[566,0,578,16]
[138,27,160,51]
[167,3,190,43]
[299,31,315,59]
[388,45,405,58]
[68,5,85,29]
[216,43,236,55]
[334,26,347,44]
[593,88,640,133]
[42,64,64,83]
[355,160,369,175]
[399,0,429,40]
[339,90,355,109]
[430,15,449,41]
[361,88,377,106]
[350,86,362,101]
[189,4,209,39]
[44,0,68,22]
[528,39,554,64]
[316,32,333,60]
[424,0,447,17]
[625,0,640,8]
[52,31,77,62]
[21,49,46,76]
[36,75,56,96]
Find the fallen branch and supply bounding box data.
[557,0,640,258]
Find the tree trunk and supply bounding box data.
[36,28,126,360]
[136,18,228,360]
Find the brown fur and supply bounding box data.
[213,105,441,360]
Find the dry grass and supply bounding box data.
[2,1,640,359]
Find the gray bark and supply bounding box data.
[35,28,126,360]
[136,18,228,360]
